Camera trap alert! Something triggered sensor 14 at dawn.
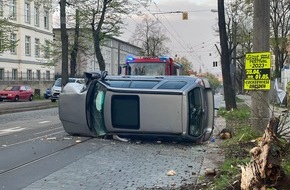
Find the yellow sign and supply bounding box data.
[245,52,271,69]
[244,52,271,90]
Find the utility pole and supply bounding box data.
[251,0,270,132]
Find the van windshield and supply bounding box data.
[54,78,62,87]
[129,63,166,75]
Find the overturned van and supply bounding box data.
[59,71,215,142]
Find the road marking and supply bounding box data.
[39,121,51,124]
[0,127,26,135]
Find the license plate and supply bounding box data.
[1,96,6,98]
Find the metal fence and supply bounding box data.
[0,71,55,82]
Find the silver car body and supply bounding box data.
[59,72,214,142]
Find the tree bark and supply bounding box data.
[241,117,283,190]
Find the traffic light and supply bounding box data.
[182,12,188,20]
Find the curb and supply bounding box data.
[0,101,58,115]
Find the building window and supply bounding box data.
[35,38,40,57]
[213,61,218,67]
[10,0,16,19]
[44,10,49,29]
[12,69,17,80]
[24,2,30,23]
[44,39,50,58]
[0,68,4,80]
[36,70,40,80]
[46,70,50,80]
[27,69,32,80]
[25,36,31,56]
[10,33,17,54]
[34,5,39,26]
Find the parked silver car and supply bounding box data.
[50,77,85,102]
[59,71,215,142]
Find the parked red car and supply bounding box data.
[0,85,34,102]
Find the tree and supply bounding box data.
[203,72,222,94]
[60,0,69,86]
[0,19,18,53]
[78,0,142,71]
[174,56,192,75]
[270,0,290,78]
[70,9,80,77]
[218,0,237,110]
[131,16,170,56]
[227,0,253,94]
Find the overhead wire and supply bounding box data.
[151,1,211,65]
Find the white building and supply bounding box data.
[0,0,54,82]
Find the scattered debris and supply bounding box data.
[167,170,176,176]
[113,135,129,142]
[241,117,284,190]
[63,137,72,140]
[46,137,56,140]
[205,168,216,176]
[219,128,233,139]
[75,139,82,143]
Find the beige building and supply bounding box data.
[53,28,142,76]
[0,0,54,83]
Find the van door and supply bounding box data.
[86,80,107,136]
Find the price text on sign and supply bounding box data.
[244,52,271,90]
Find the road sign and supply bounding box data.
[244,52,271,90]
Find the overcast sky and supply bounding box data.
[119,0,223,74]
[53,0,224,75]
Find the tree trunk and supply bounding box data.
[240,117,283,190]
[94,32,105,71]
[70,9,80,77]
[217,0,237,110]
[91,0,108,72]
[60,0,69,87]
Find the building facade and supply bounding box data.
[0,0,54,92]
[53,28,142,77]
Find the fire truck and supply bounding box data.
[122,56,183,76]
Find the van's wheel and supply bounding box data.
[14,96,19,102]
[29,95,33,101]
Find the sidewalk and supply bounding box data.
[199,115,225,176]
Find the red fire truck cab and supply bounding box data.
[123,56,183,76]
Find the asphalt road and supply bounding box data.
[0,97,225,190]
